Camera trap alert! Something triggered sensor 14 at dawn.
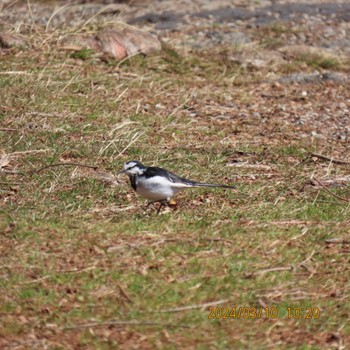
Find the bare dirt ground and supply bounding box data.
[1,0,350,349]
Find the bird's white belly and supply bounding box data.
[136,176,181,201]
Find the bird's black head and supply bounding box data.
[121,160,146,175]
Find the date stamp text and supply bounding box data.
[208,306,320,319]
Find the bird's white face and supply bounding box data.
[122,161,145,175]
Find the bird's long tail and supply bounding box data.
[190,182,235,189]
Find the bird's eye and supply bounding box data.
[125,163,138,171]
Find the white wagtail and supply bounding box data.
[119,160,235,212]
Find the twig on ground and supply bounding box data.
[33,162,98,174]
[0,128,19,131]
[63,320,190,330]
[159,298,232,313]
[310,152,350,166]
[313,177,349,203]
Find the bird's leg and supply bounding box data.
[156,200,168,215]
[144,200,167,214]
[145,200,154,209]
[146,200,161,207]
[143,200,157,213]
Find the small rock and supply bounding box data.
[63,25,161,60]
[272,81,282,89]
[99,27,161,57]
[247,58,266,69]
[97,30,128,60]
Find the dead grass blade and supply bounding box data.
[86,172,121,186]
[77,5,122,31]
[0,128,19,131]
[7,149,51,157]
[325,238,350,244]
[63,320,191,330]
[114,131,144,159]
[45,2,72,32]
[32,162,98,174]
[245,266,293,278]
[0,71,34,75]
[159,299,232,313]
[150,238,234,246]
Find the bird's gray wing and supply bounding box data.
[144,167,195,187]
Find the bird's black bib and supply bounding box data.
[128,175,137,191]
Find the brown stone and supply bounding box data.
[63,25,161,60]
[98,26,161,58]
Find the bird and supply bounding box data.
[119,160,236,213]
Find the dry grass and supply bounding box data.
[1,8,350,349]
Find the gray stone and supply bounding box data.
[278,72,349,85]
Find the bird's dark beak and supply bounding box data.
[118,169,126,175]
